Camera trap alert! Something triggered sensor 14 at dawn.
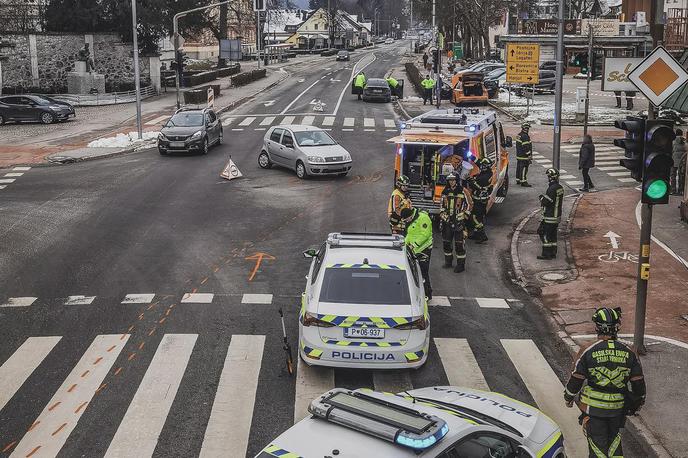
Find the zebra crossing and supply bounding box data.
[221,114,401,133]
[0,166,32,191]
[0,334,587,457]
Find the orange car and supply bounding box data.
[450,72,489,105]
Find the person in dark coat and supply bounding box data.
[578,134,595,192]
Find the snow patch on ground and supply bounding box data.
[87,131,159,148]
[403,96,424,103]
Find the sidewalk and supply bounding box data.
[0,56,319,169]
[512,188,688,457]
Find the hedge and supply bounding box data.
[230,68,267,87]
[404,62,423,95]
[182,83,220,105]
[184,70,218,87]
[217,64,241,78]
[320,49,338,56]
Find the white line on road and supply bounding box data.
[12,334,129,458]
[559,174,577,180]
[281,116,295,125]
[565,180,585,186]
[343,118,355,127]
[301,116,315,125]
[105,334,196,458]
[64,295,96,305]
[342,128,354,131]
[121,294,155,304]
[607,171,629,176]
[238,117,256,126]
[332,52,377,115]
[199,335,265,458]
[0,336,61,411]
[241,294,273,304]
[364,118,375,127]
[4,172,24,177]
[13,166,31,171]
[145,115,169,126]
[635,200,688,269]
[597,166,626,171]
[294,356,334,423]
[181,293,214,303]
[260,116,276,126]
[281,79,320,114]
[0,178,16,184]
[222,118,233,126]
[476,298,510,309]
[434,338,489,390]
[428,296,450,306]
[0,297,37,307]
[231,128,244,131]
[384,118,396,128]
[322,116,335,126]
[618,177,637,182]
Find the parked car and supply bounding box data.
[540,60,557,71]
[157,107,223,155]
[455,61,504,76]
[512,70,557,95]
[450,72,489,105]
[363,78,392,102]
[336,50,350,61]
[259,125,352,179]
[0,94,75,125]
[483,68,506,99]
[385,38,394,44]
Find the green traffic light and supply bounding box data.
[645,179,668,200]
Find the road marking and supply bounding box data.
[332,51,376,115]
[181,293,214,303]
[301,116,315,125]
[1,297,37,307]
[241,294,273,304]
[294,357,334,423]
[607,171,629,176]
[0,178,16,184]
[231,128,244,131]
[560,145,581,152]
[222,118,233,127]
[342,128,354,132]
[595,160,621,166]
[618,177,638,183]
[281,116,295,125]
[384,118,396,128]
[238,117,256,126]
[534,159,551,164]
[263,100,276,107]
[322,116,335,126]
[0,185,6,189]
[363,118,375,127]
[4,173,23,177]
[199,335,265,458]
[13,166,31,171]
[364,129,375,132]
[254,128,267,131]
[245,252,275,282]
[0,337,61,411]
[144,115,169,126]
[434,338,489,390]
[64,296,96,306]
[12,335,128,458]
[597,166,626,171]
[281,79,320,114]
[104,334,196,457]
[428,296,450,306]
[260,116,275,126]
[121,294,155,304]
[501,339,588,458]
[476,298,510,309]
[386,129,397,132]
[373,370,412,393]
[565,180,585,186]
[603,231,621,249]
[559,174,577,180]
[343,118,355,126]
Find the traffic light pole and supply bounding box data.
[552,0,565,169]
[634,204,652,355]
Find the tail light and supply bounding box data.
[395,317,427,330]
[302,312,335,328]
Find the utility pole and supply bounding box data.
[410,0,413,51]
[583,24,593,137]
[552,0,565,169]
[131,0,142,139]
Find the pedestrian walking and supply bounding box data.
[537,168,564,260]
[564,307,645,458]
[422,52,429,70]
[440,173,472,273]
[515,122,533,187]
[400,207,433,299]
[388,175,412,234]
[467,158,493,243]
[421,75,435,105]
[578,134,596,192]
[671,129,686,195]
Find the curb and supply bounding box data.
[509,194,674,458]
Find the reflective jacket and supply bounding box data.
[388,188,411,222]
[468,170,493,203]
[515,130,532,160]
[421,78,436,90]
[405,210,433,254]
[354,74,366,88]
[539,181,564,224]
[440,185,472,223]
[386,77,399,88]
[565,339,645,417]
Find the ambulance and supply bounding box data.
[387,108,512,217]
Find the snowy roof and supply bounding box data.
[265,10,309,34]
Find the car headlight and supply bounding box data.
[190,130,203,140]
[307,156,325,163]
[343,153,351,161]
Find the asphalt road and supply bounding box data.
[0,42,642,457]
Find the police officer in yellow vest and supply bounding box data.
[564,307,645,458]
[400,207,433,299]
[388,175,412,234]
[354,72,366,100]
[421,75,435,105]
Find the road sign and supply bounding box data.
[220,158,243,181]
[207,87,214,108]
[173,32,185,50]
[627,46,688,106]
[506,43,540,84]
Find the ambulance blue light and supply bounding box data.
[400,122,407,130]
[469,125,476,132]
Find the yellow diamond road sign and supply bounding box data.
[627,46,688,106]
[506,43,540,84]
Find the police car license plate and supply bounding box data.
[344,328,385,339]
[170,141,185,148]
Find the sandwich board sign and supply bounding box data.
[627,46,688,106]
[221,158,243,180]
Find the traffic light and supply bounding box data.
[641,119,675,204]
[431,49,439,73]
[614,116,645,181]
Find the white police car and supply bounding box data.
[299,233,429,369]
[257,387,566,458]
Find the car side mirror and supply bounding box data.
[515,446,536,458]
[503,136,513,148]
[303,249,318,259]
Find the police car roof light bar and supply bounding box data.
[329,233,405,249]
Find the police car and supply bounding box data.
[299,233,430,369]
[257,387,566,457]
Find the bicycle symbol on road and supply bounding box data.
[597,251,638,264]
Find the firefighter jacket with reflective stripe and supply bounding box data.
[440,185,472,223]
[354,74,366,88]
[421,78,436,89]
[515,131,532,160]
[405,210,433,254]
[539,181,564,224]
[566,339,644,417]
[468,170,494,203]
[388,188,411,221]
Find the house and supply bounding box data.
[264,9,309,45]
[286,8,330,49]
[285,8,372,50]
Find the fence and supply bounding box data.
[51,85,158,106]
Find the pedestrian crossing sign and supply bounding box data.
[220,158,243,180]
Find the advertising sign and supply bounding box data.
[518,19,579,35]
[581,19,620,36]
[601,57,643,92]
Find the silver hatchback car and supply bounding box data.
[258,125,353,178]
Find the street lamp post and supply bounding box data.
[552,0,565,169]
[131,0,142,139]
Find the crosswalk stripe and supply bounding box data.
[104,334,197,457]
[181,293,214,303]
[0,337,61,411]
[373,370,413,393]
[1,297,37,307]
[13,166,32,171]
[238,117,256,126]
[364,118,375,127]
[618,177,637,183]
[64,296,96,305]
[294,357,334,423]
[384,119,396,128]
[281,116,295,125]
[121,294,155,304]
[199,335,265,458]
[0,178,16,184]
[559,174,577,180]
[428,296,450,306]
[595,160,621,165]
[501,339,587,458]
[434,338,489,390]
[476,298,510,309]
[301,116,315,125]
[565,180,584,186]
[4,172,24,177]
[145,115,169,126]
[607,171,629,176]
[343,117,355,127]
[0,185,6,190]
[322,116,335,126]
[260,117,276,126]
[534,159,552,163]
[241,293,273,304]
[597,166,626,171]
[11,334,129,458]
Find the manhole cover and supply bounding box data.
[540,272,568,281]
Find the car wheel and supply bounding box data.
[40,112,55,124]
[202,138,209,155]
[159,148,168,156]
[0,114,4,125]
[258,151,272,169]
[295,160,307,179]
[386,96,392,103]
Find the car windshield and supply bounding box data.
[167,113,204,127]
[338,51,347,55]
[30,96,54,106]
[319,267,411,305]
[486,68,505,79]
[294,130,336,146]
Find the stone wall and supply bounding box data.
[1,32,151,93]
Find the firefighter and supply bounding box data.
[467,157,494,243]
[564,307,645,458]
[515,122,533,187]
[421,75,435,105]
[388,175,412,234]
[537,168,564,260]
[400,207,433,299]
[440,173,473,273]
[354,72,366,100]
